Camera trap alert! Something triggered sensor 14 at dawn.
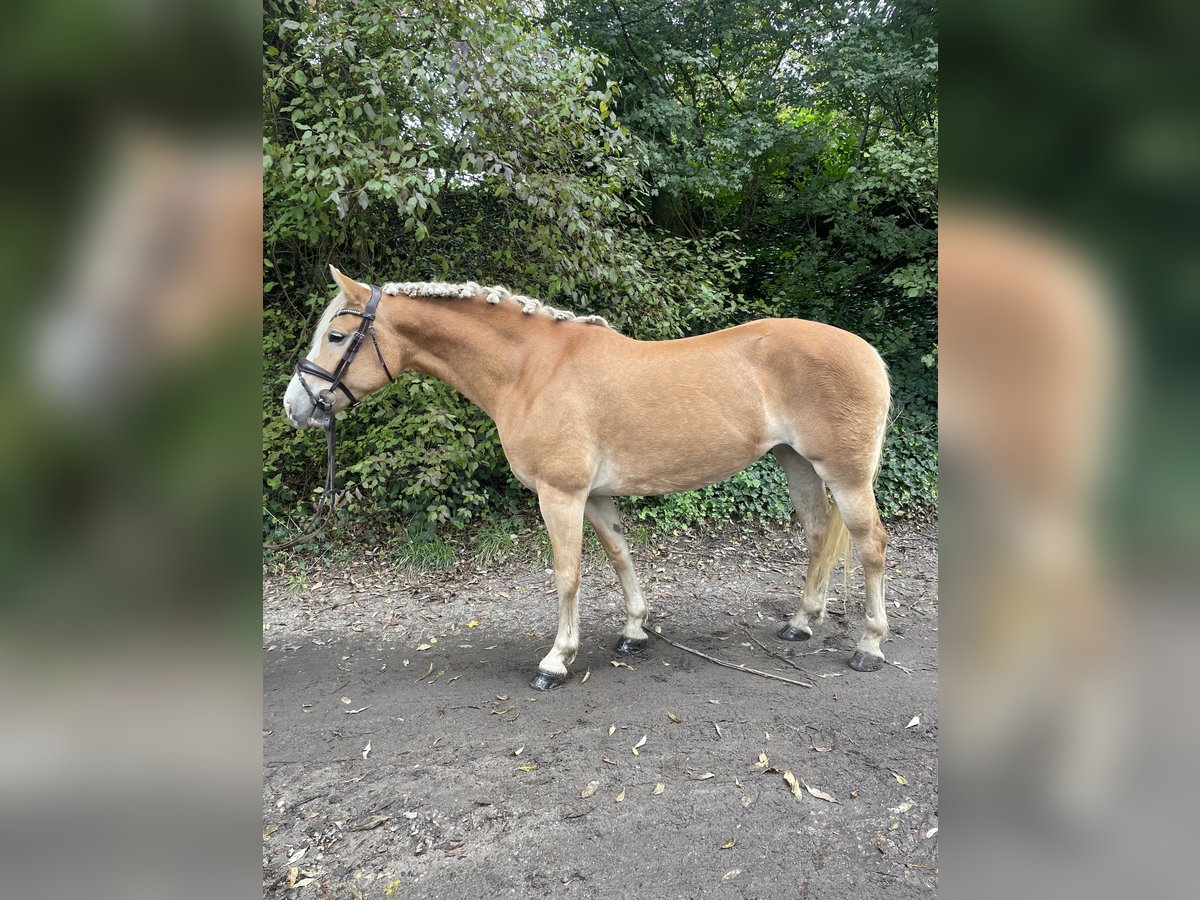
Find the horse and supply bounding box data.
[283,266,892,690]
[35,124,261,413]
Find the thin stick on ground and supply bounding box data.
[651,630,814,688]
[740,627,816,680]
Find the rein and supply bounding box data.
[263,418,338,551]
[264,283,392,551]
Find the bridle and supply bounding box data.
[295,283,395,414]
[264,283,394,551]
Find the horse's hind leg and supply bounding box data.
[772,446,837,641]
[585,495,649,655]
[826,479,890,672]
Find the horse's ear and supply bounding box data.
[329,264,372,303]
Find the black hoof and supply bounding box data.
[614,636,647,656]
[529,668,567,691]
[848,650,884,672]
[777,624,812,642]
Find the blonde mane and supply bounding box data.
[382,281,612,329]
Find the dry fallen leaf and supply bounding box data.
[720,839,737,850]
[755,750,769,768]
[889,798,915,814]
[417,643,432,651]
[615,788,626,802]
[690,772,716,781]
[875,833,889,853]
[608,724,616,736]
[783,770,804,801]
[348,815,392,832]
[602,756,618,766]
[850,789,860,798]
[811,745,834,753]
[740,796,752,808]
[514,746,524,756]
[362,741,371,759]
[764,730,771,741]
[801,780,840,804]
[892,772,908,786]
[581,781,599,799]
[610,660,633,669]
[631,747,639,757]
[652,783,665,795]
[667,712,681,723]
[517,763,539,772]
[467,620,480,628]
[735,777,743,789]
[722,869,743,881]
[496,694,509,701]
[634,735,648,749]
[417,662,433,680]
[905,715,921,729]
[263,823,281,840]
[581,669,591,684]
[340,697,352,704]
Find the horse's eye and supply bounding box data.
[328,332,346,344]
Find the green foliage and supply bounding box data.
[625,458,794,532]
[263,0,938,549]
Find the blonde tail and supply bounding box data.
[809,496,852,600]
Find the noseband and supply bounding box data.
[264,282,394,551]
[294,283,395,414]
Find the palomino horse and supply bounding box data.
[36,125,261,411]
[284,267,892,690]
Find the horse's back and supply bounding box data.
[501,317,889,494]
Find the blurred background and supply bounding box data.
[0,2,261,899]
[942,1,1199,898]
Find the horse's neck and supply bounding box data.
[393,300,531,417]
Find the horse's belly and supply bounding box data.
[591,432,771,496]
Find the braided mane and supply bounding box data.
[382,281,612,329]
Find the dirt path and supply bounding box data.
[263,522,938,899]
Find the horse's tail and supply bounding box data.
[874,354,894,485]
[809,496,852,599]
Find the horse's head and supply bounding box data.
[283,266,396,429]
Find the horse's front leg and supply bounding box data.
[529,486,588,691]
[585,495,649,655]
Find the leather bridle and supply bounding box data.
[264,283,394,551]
[294,283,395,415]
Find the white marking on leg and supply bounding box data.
[830,483,889,662]
[537,488,586,676]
